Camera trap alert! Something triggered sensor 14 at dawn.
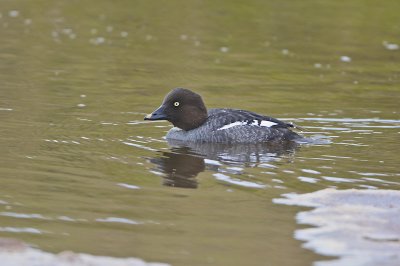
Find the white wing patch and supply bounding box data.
[217,121,247,130]
[217,120,277,131]
[260,120,277,127]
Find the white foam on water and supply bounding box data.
[274,188,400,266]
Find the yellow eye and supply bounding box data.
[174,101,180,107]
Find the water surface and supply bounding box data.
[0,1,399,265]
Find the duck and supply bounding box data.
[144,88,302,143]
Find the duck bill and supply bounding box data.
[144,105,168,121]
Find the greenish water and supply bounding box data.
[0,1,399,265]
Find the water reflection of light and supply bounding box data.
[274,188,400,266]
[0,227,44,234]
[0,238,170,265]
[96,217,140,225]
[117,183,140,190]
[213,173,267,189]
[321,176,361,183]
[298,176,319,183]
[0,212,50,220]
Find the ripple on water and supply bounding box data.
[204,159,222,166]
[213,173,267,189]
[301,169,321,175]
[57,216,77,222]
[361,177,400,185]
[122,141,158,152]
[0,212,50,220]
[0,227,44,234]
[0,238,169,266]
[44,139,81,145]
[274,188,400,266]
[95,217,141,225]
[293,117,400,139]
[297,118,400,123]
[0,211,92,223]
[349,171,389,177]
[298,176,319,184]
[321,176,362,183]
[117,183,140,190]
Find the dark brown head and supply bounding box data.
[144,88,208,131]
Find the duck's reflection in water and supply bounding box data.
[150,139,300,188]
[150,147,205,188]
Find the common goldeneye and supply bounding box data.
[144,88,302,143]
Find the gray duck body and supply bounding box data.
[166,108,300,143]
